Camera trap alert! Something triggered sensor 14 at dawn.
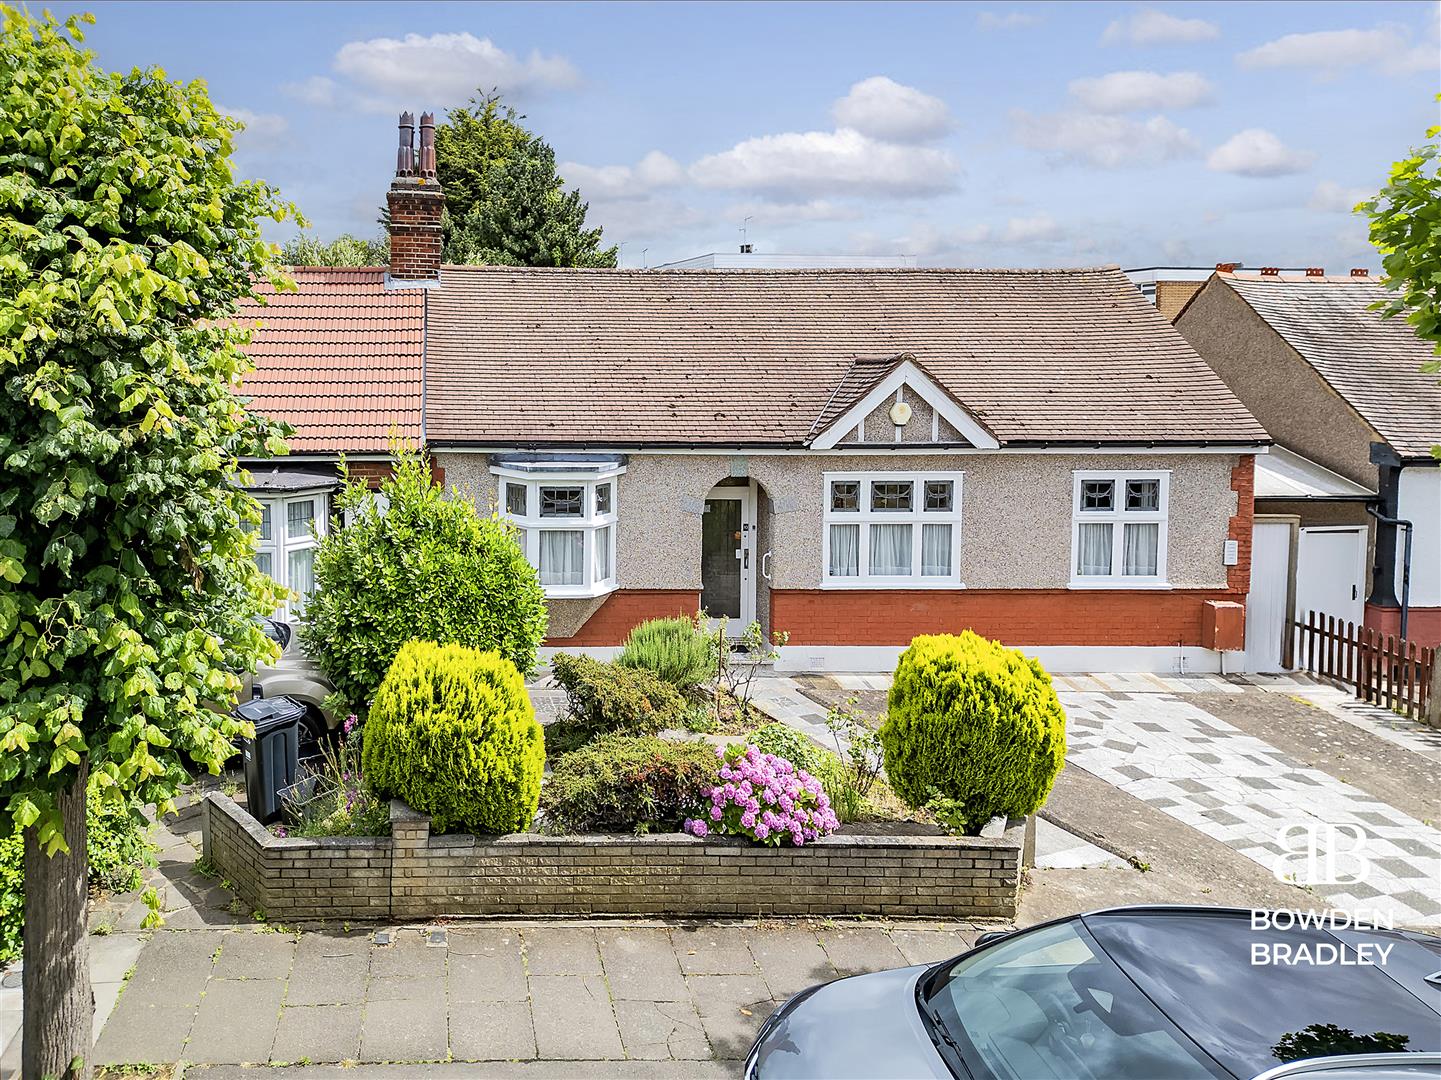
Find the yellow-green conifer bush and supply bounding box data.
[362,641,544,833]
[880,632,1066,833]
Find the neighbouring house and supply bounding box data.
[1175,268,1441,659]
[236,113,1273,672]
[1124,264,1310,323]
[656,249,920,269]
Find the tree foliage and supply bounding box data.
[435,94,617,268]
[280,233,388,267]
[0,5,294,849]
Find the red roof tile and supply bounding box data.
[236,267,423,453]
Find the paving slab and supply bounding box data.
[118,928,223,1007]
[684,973,776,1061]
[212,930,297,980]
[596,927,689,1001]
[615,998,712,1060]
[742,927,835,999]
[271,1003,363,1064]
[92,999,195,1065]
[286,947,369,1007]
[672,926,758,975]
[370,935,447,979]
[521,926,602,976]
[360,996,450,1064]
[449,999,537,1061]
[187,977,285,1064]
[889,928,976,967]
[366,974,446,1007]
[816,927,908,976]
[528,973,624,1060]
[449,944,528,1002]
[195,1062,736,1079]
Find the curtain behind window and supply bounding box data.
[921,523,951,577]
[869,523,912,575]
[540,530,584,586]
[1076,522,1112,576]
[1123,522,1159,576]
[829,523,859,577]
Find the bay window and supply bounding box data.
[495,462,622,598]
[1071,471,1169,586]
[822,472,963,587]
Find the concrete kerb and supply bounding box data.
[202,794,1026,923]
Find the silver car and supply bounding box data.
[745,906,1441,1080]
[244,617,336,754]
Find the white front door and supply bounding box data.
[1295,527,1367,629]
[1245,520,1293,672]
[701,483,756,637]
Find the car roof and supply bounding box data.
[1252,1053,1441,1080]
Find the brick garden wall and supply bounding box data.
[203,795,1024,921]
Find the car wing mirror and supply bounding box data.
[975,930,1013,947]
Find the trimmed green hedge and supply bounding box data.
[616,617,711,690]
[881,632,1066,833]
[540,734,717,834]
[363,640,545,833]
[551,654,690,737]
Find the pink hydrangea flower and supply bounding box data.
[684,743,839,849]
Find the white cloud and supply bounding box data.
[852,214,1069,260]
[1102,9,1220,46]
[295,32,579,112]
[831,76,952,142]
[726,200,863,226]
[560,151,685,200]
[1012,109,1198,168]
[1207,129,1314,177]
[1308,180,1372,213]
[691,127,958,198]
[217,105,289,151]
[1236,26,1431,78]
[1068,70,1213,112]
[976,10,1041,30]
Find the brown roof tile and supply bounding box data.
[1223,273,1441,458]
[425,265,1266,447]
[236,267,423,453]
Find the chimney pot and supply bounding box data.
[1215,262,1239,273]
[387,108,444,284]
[1350,268,1369,277]
[1260,266,1280,276]
[396,111,415,177]
[418,111,437,179]
[1306,267,1324,277]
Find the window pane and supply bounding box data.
[595,483,612,515]
[286,499,315,539]
[540,487,583,518]
[1123,522,1159,576]
[249,503,273,541]
[287,547,315,610]
[505,483,527,516]
[539,530,584,586]
[594,525,612,582]
[830,481,859,511]
[869,523,912,575]
[1125,479,1160,511]
[1076,522,1113,576]
[254,552,273,579]
[921,523,951,576]
[1081,480,1114,511]
[924,480,953,512]
[829,523,859,577]
[871,481,913,512]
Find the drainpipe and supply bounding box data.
[1366,443,1412,639]
[1366,506,1413,641]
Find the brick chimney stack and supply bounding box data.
[386,110,443,284]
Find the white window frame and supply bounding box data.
[494,466,622,599]
[251,490,329,620]
[1069,470,1170,588]
[821,471,964,589]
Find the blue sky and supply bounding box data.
[86,1,1440,269]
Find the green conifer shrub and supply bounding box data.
[550,654,690,737]
[616,617,711,689]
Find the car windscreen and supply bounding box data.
[1084,913,1441,1080]
[924,919,1228,1080]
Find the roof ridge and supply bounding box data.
[437,264,1126,276]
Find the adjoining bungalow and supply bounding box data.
[1175,269,1441,656]
[236,113,1272,672]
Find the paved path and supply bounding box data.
[90,920,985,1069]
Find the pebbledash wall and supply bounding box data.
[437,449,1254,672]
[202,794,1026,921]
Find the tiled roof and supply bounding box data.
[235,268,423,453]
[426,265,1266,447]
[1223,273,1441,458]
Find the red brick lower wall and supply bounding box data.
[1364,604,1441,648]
[546,590,701,646]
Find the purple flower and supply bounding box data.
[690,820,709,837]
[343,713,358,736]
[754,824,770,840]
[709,806,723,821]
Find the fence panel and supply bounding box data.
[1292,611,1435,724]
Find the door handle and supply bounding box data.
[743,550,750,569]
[761,551,773,581]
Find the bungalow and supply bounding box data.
[1175,268,1441,656]
[237,114,1271,672]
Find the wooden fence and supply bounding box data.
[1292,611,1438,725]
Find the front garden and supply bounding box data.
[205,449,1067,920]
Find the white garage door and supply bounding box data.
[1245,521,1293,673]
[1295,527,1367,629]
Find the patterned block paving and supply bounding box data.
[1061,691,1441,926]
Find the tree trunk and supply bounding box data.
[22,759,92,1080]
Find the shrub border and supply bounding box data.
[202,794,1027,921]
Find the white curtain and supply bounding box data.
[540,530,584,586]
[594,525,612,582]
[1123,522,1159,576]
[287,547,315,609]
[921,523,951,577]
[869,523,912,576]
[829,524,859,577]
[1076,522,1113,576]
